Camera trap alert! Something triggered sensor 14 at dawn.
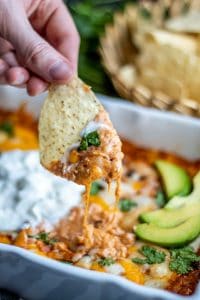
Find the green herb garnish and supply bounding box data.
[119,198,137,212]
[131,257,148,264]
[0,121,14,137]
[87,131,101,146]
[169,247,200,275]
[79,131,101,151]
[132,245,166,265]
[78,136,88,151]
[28,232,57,246]
[155,191,166,208]
[98,257,115,267]
[62,261,73,265]
[90,181,103,195]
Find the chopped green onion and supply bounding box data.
[119,198,137,212]
[28,232,57,245]
[98,257,115,267]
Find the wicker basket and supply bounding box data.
[100,1,200,118]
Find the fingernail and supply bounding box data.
[49,61,71,81]
[12,74,25,85]
[0,61,8,75]
[32,83,48,97]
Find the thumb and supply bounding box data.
[3,15,73,83]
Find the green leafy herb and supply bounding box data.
[28,232,57,246]
[62,261,73,265]
[169,247,200,275]
[155,191,166,208]
[0,121,14,137]
[98,257,115,267]
[131,257,149,264]
[79,131,101,151]
[87,131,101,146]
[78,136,88,151]
[90,181,103,195]
[119,198,137,212]
[132,245,166,265]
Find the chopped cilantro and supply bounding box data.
[119,198,137,212]
[28,232,57,245]
[98,257,115,267]
[155,191,166,208]
[169,247,200,275]
[78,130,100,151]
[132,245,166,265]
[90,181,103,195]
[87,131,100,146]
[78,136,88,151]
[131,257,148,265]
[62,261,73,265]
[0,121,14,137]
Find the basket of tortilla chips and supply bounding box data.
[100,0,200,117]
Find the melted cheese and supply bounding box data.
[0,125,38,151]
[119,259,145,284]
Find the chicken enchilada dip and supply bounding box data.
[39,78,123,245]
[0,108,200,297]
[39,77,122,190]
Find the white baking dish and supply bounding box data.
[0,86,199,300]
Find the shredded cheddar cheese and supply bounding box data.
[132,181,144,191]
[119,259,145,285]
[91,262,105,273]
[0,125,38,151]
[0,107,38,151]
[14,230,28,248]
[0,235,11,244]
[69,149,79,164]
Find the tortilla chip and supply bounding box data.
[135,29,198,55]
[136,36,200,101]
[39,77,101,168]
[165,11,200,34]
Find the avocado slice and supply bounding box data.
[166,170,200,209]
[135,214,200,247]
[155,160,192,199]
[140,202,200,227]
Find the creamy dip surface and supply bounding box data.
[0,150,84,231]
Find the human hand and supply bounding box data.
[0,0,80,96]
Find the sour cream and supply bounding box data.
[80,120,109,137]
[0,150,84,231]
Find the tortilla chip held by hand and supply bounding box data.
[39,77,123,186]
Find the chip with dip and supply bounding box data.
[39,76,123,194]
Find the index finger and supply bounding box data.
[45,2,80,74]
